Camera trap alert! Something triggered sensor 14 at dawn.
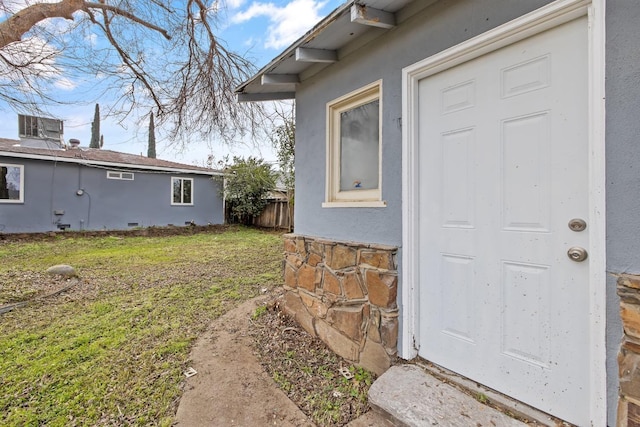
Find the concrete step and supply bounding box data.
[368,364,542,427]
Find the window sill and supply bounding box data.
[322,200,386,208]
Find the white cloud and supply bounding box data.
[54,77,77,90]
[231,0,327,50]
[225,0,246,9]
[231,2,274,22]
[3,0,71,16]
[0,36,60,78]
[84,33,98,47]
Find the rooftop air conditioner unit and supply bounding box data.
[18,115,63,141]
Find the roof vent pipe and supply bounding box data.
[68,139,80,148]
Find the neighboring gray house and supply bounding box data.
[0,137,224,233]
[237,0,638,425]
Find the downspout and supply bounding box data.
[76,164,91,230]
[50,158,58,228]
[222,175,227,225]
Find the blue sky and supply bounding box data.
[0,0,344,165]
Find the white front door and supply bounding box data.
[417,17,589,425]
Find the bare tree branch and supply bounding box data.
[82,2,171,40]
[0,1,170,49]
[0,0,83,48]
[97,6,164,113]
[0,1,267,143]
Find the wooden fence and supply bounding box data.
[252,199,292,230]
[225,199,293,230]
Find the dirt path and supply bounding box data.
[174,296,315,426]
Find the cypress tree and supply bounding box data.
[147,111,156,158]
[90,103,100,148]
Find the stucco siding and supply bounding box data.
[605,1,640,276]
[292,0,628,423]
[294,0,552,246]
[605,2,640,425]
[0,158,223,233]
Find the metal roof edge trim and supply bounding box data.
[0,150,223,176]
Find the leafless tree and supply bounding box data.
[0,0,265,142]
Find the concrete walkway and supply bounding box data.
[175,296,544,426]
[174,297,314,426]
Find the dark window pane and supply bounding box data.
[173,178,182,203]
[0,166,21,200]
[183,180,192,204]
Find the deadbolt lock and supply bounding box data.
[568,218,587,232]
[567,247,588,262]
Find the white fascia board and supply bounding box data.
[237,92,296,102]
[0,151,223,176]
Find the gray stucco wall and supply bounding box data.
[294,0,624,424]
[606,2,640,275]
[294,0,552,246]
[0,158,224,233]
[605,2,640,425]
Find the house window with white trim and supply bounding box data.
[107,171,134,180]
[0,163,24,203]
[324,80,385,207]
[172,177,193,205]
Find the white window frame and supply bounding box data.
[0,163,24,204]
[171,177,194,206]
[106,171,135,180]
[323,80,386,208]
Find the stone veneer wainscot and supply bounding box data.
[618,274,640,425]
[282,234,398,375]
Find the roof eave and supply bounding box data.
[0,150,223,176]
[234,0,355,100]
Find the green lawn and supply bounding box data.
[0,226,282,426]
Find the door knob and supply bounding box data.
[567,247,588,262]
